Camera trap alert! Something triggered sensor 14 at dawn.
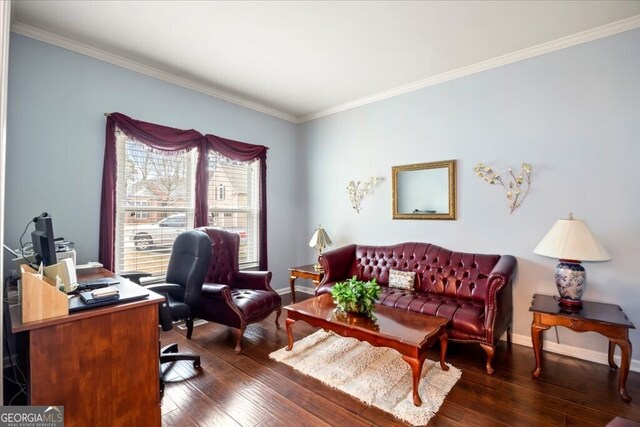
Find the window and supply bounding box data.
[134,201,149,219]
[207,152,259,268]
[216,184,225,200]
[100,113,268,273]
[114,129,196,279]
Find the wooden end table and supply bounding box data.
[285,293,450,406]
[288,264,324,303]
[530,293,635,402]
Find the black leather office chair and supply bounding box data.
[122,229,212,393]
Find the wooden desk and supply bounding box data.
[288,264,324,303]
[529,293,635,402]
[9,268,164,426]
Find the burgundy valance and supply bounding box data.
[109,112,203,150]
[204,134,267,161]
[99,113,268,271]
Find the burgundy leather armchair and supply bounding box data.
[194,227,282,353]
[318,242,517,374]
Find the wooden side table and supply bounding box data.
[288,264,324,303]
[529,293,635,402]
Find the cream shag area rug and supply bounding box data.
[270,330,461,426]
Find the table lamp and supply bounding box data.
[533,213,610,308]
[309,225,332,272]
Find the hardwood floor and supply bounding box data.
[161,293,640,426]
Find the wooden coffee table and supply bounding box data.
[285,293,450,406]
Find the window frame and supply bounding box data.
[206,153,260,269]
[100,113,269,273]
[113,133,198,278]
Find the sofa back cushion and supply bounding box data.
[352,243,500,303]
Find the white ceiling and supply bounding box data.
[10,1,640,122]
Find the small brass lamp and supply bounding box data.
[309,225,332,272]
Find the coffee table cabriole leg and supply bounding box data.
[285,318,296,351]
[402,355,425,406]
[439,333,450,371]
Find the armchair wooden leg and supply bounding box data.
[479,343,495,374]
[275,308,282,329]
[186,318,194,339]
[233,327,246,354]
[506,326,512,347]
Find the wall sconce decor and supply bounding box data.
[473,162,532,213]
[347,177,381,213]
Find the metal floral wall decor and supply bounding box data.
[347,177,381,213]
[473,162,532,214]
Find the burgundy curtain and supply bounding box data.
[205,135,269,270]
[100,113,206,270]
[99,113,268,271]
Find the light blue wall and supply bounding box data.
[4,34,302,289]
[301,28,640,367]
[6,27,640,369]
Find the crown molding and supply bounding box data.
[10,22,299,124]
[299,14,640,123]
[10,14,640,125]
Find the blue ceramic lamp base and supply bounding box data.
[555,260,586,308]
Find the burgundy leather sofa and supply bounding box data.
[317,242,517,374]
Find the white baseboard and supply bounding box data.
[507,332,640,373]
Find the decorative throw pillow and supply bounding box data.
[388,269,415,290]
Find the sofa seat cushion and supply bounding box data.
[231,289,281,323]
[378,287,486,337]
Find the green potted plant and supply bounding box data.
[330,275,381,320]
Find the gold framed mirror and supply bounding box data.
[392,160,456,220]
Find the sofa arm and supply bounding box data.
[201,283,233,301]
[484,255,517,344]
[489,255,517,283]
[233,271,274,291]
[318,244,357,287]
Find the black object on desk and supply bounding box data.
[77,277,119,289]
[79,289,119,305]
[69,281,149,312]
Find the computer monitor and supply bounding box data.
[31,214,57,266]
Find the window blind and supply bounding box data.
[206,151,260,268]
[114,130,196,279]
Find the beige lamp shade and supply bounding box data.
[309,226,332,250]
[309,225,332,272]
[533,216,610,262]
